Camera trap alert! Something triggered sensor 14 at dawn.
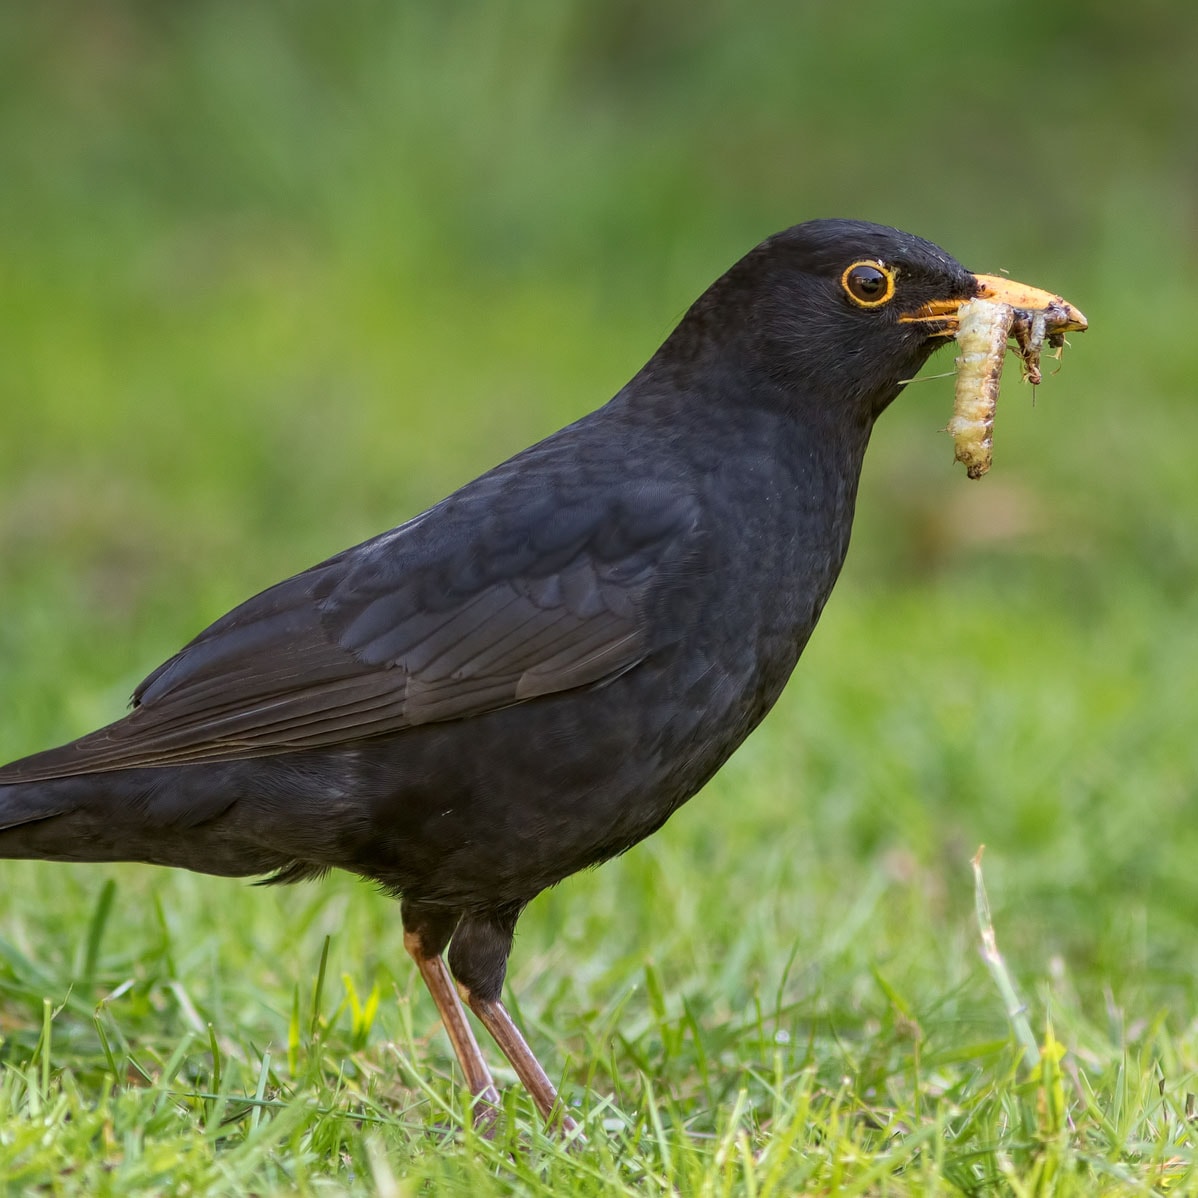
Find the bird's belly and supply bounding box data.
[339,636,788,909]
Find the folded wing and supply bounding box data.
[0,476,702,781]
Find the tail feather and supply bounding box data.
[0,779,68,835]
[0,772,292,878]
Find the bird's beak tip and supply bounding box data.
[971,273,1088,333]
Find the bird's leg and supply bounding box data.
[462,990,581,1136]
[448,908,581,1136]
[401,906,500,1130]
[403,935,501,1116]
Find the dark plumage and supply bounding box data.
[0,220,1073,1131]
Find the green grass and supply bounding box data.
[2,2,1197,1192]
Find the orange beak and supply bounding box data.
[900,272,1088,334]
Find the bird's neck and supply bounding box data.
[613,366,877,622]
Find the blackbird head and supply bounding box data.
[654,218,1085,424]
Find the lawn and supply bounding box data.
[1,3,1196,1193]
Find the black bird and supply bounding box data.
[0,221,1084,1131]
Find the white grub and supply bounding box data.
[949,298,1014,479]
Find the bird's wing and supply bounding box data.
[0,476,703,782]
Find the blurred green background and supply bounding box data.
[1,0,1196,1156]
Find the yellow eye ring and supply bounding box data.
[841,260,896,308]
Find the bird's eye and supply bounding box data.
[841,261,896,309]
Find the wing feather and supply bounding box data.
[0,476,703,783]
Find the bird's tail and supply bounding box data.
[0,767,289,878]
[0,773,132,864]
[0,775,65,833]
